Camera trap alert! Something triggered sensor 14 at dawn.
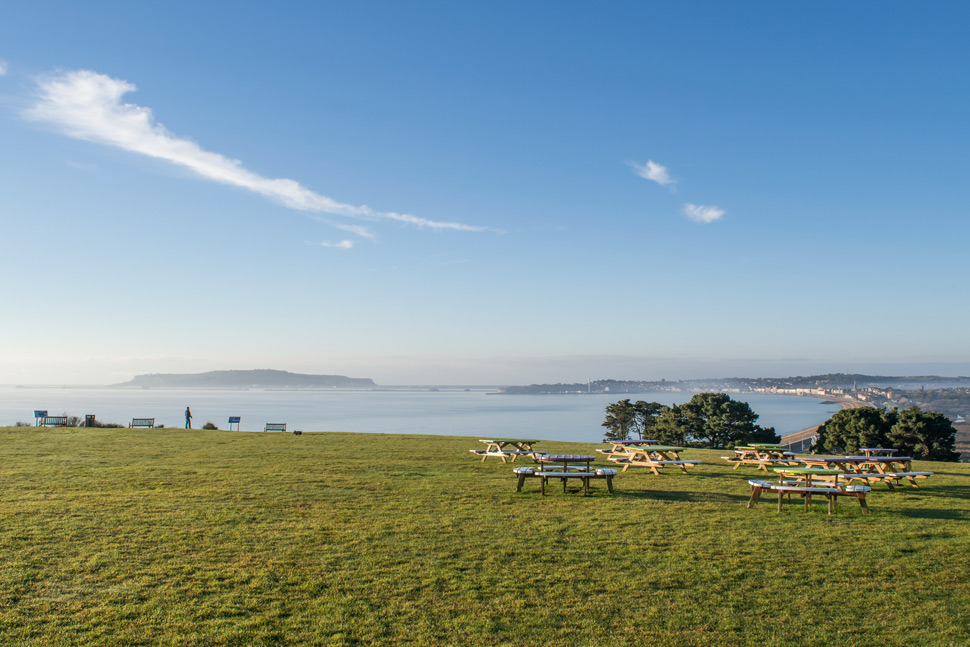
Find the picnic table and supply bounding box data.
[597,439,658,460]
[721,445,798,471]
[773,466,846,487]
[526,454,614,495]
[469,439,545,463]
[859,447,898,456]
[608,445,701,474]
[749,469,870,515]
[797,455,933,489]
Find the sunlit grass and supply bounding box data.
[1,427,968,646]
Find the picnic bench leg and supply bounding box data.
[583,477,589,496]
[827,495,834,515]
[516,473,527,492]
[562,476,568,494]
[747,486,763,509]
[606,475,614,494]
[856,493,869,513]
[777,491,784,512]
[481,453,488,462]
[804,493,811,511]
[541,476,547,496]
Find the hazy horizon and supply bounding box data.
[4,359,970,388]
[3,3,969,386]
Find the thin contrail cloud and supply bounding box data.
[23,69,487,235]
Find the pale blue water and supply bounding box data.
[0,387,840,442]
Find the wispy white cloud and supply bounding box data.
[631,159,675,186]
[332,222,376,240]
[22,69,486,235]
[0,60,8,76]
[310,240,354,249]
[683,203,725,223]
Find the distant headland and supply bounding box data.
[112,369,376,389]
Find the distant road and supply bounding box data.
[780,396,866,447]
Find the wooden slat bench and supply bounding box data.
[747,479,870,515]
[880,471,934,488]
[264,423,286,432]
[40,416,69,427]
[129,418,155,429]
[513,466,617,496]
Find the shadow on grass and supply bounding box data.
[616,489,749,504]
[897,508,969,521]
[899,484,970,499]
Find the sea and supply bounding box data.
[0,386,841,443]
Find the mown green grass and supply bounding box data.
[2,427,968,646]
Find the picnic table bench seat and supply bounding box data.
[747,479,869,515]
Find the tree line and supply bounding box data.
[600,393,960,461]
[812,406,958,461]
[601,393,779,448]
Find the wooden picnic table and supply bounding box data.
[859,447,898,456]
[597,439,659,460]
[609,445,701,474]
[751,470,870,514]
[469,439,544,463]
[797,455,932,489]
[722,445,798,471]
[773,466,846,487]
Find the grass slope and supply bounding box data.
[1,427,968,646]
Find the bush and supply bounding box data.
[202,422,218,430]
[90,419,124,428]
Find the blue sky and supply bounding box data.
[2,1,969,385]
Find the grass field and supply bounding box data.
[2,427,968,646]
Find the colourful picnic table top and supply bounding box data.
[539,454,596,463]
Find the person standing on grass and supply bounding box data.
[185,406,192,429]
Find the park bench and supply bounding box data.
[264,423,286,432]
[40,416,69,427]
[129,418,155,429]
[513,466,617,495]
[747,479,870,515]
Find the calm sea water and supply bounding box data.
[0,387,840,442]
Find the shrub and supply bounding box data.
[202,422,218,430]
